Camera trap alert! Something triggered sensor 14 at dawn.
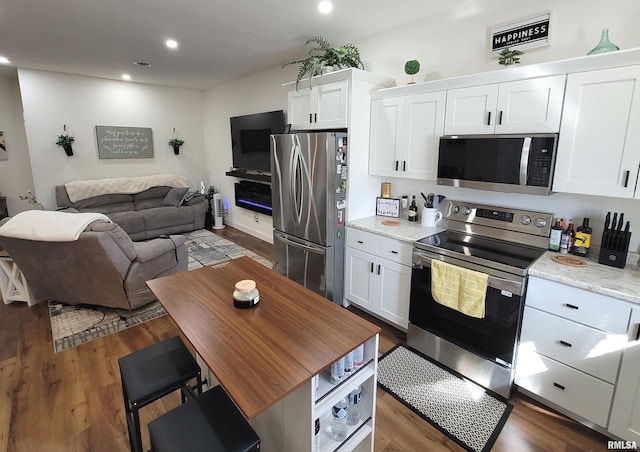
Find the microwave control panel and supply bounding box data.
[527,145,554,187]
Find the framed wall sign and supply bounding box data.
[96,126,154,159]
[376,197,400,218]
[491,11,551,54]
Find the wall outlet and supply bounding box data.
[254,214,259,223]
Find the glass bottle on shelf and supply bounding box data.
[588,28,620,55]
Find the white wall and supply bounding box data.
[0,72,34,217]
[203,1,640,251]
[17,69,207,209]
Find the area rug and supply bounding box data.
[49,229,273,352]
[377,345,513,452]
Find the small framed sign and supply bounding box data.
[491,11,551,54]
[376,197,400,218]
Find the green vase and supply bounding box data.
[588,28,620,55]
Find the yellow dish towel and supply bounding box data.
[431,259,489,319]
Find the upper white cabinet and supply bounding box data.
[444,75,566,134]
[369,91,446,180]
[288,79,349,130]
[552,65,640,198]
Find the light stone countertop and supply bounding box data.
[348,215,640,306]
[346,216,446,242]
[529,251,640,305]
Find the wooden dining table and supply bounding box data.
[146,256,381,451]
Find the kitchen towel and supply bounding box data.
[431,259,488,318]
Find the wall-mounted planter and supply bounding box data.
[62,144,73,156]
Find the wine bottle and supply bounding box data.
[549,219,562,251]
[408,196,418,222]
[560,219,575,254]
[572,218,592,257]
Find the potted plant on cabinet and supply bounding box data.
[283,35,364,90]
[56,133,75,156]
[404,60,420,84]
[168,138,184,155]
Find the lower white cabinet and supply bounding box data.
[516,276,630,428]
[609,307,640,443]
[344,228,412,330]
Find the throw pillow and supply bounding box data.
[162,187,189,207]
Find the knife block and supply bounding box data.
[598,231,631,269]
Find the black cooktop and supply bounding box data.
[415,230,546,271]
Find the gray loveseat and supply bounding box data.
[55,176,206,241]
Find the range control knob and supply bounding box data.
[451,205,460,214]
[534,217,548,228]
[521,215,532,225]
[462,206,471,215]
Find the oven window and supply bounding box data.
[409,265,523,367]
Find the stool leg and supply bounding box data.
[196,371,203,395]
[122,385,137,452]
[131,404,143,452]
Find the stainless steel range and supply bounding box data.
[408,200,552,398]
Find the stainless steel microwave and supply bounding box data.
[437,134,558,196]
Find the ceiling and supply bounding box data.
[0,0,470,90]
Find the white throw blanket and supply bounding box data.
[0,211,111,242]
[64,174,188,202]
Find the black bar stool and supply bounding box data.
[148,385,260,452]
[118,336,203,452]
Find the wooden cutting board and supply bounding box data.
[552,255,587,267]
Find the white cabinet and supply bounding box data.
[552,65,640,198]
[369,91,446,180]
[344,228,412,330]
[288,80,349,130]
[516,277,631,428]
[609,307,640,443]
[313,334,379,452]
[444,75,565,134]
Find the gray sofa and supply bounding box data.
[56,185,207,241]
[0,219,188,310]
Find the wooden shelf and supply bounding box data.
[225,170,271,183]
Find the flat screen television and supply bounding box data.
[230,110,285,173]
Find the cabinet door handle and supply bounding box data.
[553,382,566,391]
[309,113,313,123]
[498,110,503,125]
[635,324,640,341]
[395,160,399,171]
[370,262,374,273]
[624,170,630,188]
[377,264,381,275]
[357,240,364,244]
[559,340,573,348]
[391,250,398,254]
[487,111,492,125]
[402,161,406,171]
[314,113,317,123]
[564,303,579,310]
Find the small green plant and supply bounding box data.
[168,138,184,147]
[56,134,75,147]
[283,35,364,90]
[404,60,420,83]
[498,48,524,66]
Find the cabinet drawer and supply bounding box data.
[346,228,377,254]
[520,307,625,383]
[526,277,631,333]
[377,236,413,266]
[515,349,613,427]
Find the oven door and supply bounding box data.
[409,248,525,368]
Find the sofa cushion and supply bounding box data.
[134,187,172,210]
[106,211,146,237]
[162,187,189,207]
[143,206,195,230]
[73,194,135,213]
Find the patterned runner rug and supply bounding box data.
[49,229,272,352]
[377,345,513,452]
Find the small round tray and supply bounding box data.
[552,255,587,267]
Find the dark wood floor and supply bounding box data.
[0,226,611,451]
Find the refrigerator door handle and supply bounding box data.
[274,233,325,255]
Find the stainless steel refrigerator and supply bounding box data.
[270,132,348,304]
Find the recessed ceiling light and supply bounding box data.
[133,61,151,67]
[0,56,10,64]
[122,74,131,81]
[318,1,333,14]
[165,39,178,49]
